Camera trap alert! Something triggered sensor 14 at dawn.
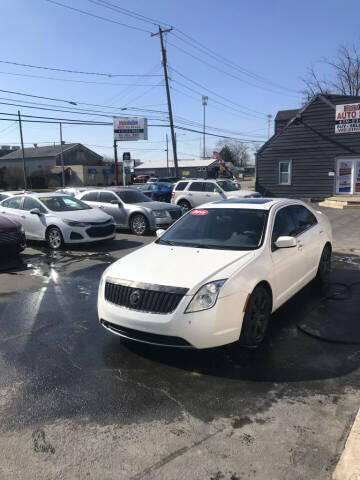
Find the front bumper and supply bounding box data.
[98,280,248,349]
[61,222,116,244]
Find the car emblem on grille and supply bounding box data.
[129,289,142,307]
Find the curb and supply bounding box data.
[333,409,360,479]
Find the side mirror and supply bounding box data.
[30,208,41,215]
[110,199,120,204]
[156,229,166,238]
[275,236,297,249]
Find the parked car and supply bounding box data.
[98,198,332,349]
[55,187,98,197]
[0,191,29,202]
[76,187,182,236]
[147,177,176,184]
[137,182,173,202]
[0,193,115,250]
[133,175,150,184]
[0,214,26,255]
[171,179,260,213]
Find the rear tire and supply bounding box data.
[239,285,272,347]
[130,214,149,236]
[178,199,191,214]
[46,226,64,250]
[315,244,331,285]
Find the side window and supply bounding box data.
[188,182,204,192]
[82,192,99,202]
[272,207,297,244]
[290,205,317,235]
[3,196,23,209]
[204,182,216,192]
[0,194,8,202]
[23,197,46,213]
[175,182,188,191]
[279,161,292,185]
[99,192,117,203]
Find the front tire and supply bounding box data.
[315,244,331,285]
[130,214,149,236]
[46,227,64,250]
[239,285,272,347]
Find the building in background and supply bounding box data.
[0,143,113,188]
[256,94,360,200]
[135,158,219,179]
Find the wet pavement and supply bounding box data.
[0,217,360,480]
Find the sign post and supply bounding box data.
[122,152,131,186]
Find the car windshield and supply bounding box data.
[115,190,151,203]
[157,208,267,250]
[217,180,238,192]
[39,196,91,211]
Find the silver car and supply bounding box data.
[76,187,182,235]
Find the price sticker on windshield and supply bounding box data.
[191,209,208,216]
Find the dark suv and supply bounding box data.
[0,215,26,255]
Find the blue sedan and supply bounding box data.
[137,182,173,202]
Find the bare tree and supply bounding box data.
[216,139,250,167]
[302,43,360,99]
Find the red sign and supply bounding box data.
[190,209,208,216]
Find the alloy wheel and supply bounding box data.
[131,215,147,235]
[47,228,63,250]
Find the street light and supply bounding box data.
[202,95,208,159]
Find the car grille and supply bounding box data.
[168,210,182,220]
[0,230,21,245]
[100,320,192,347]
[104,280,187,314]
[86,225,115,238]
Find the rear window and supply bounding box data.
[175,182,188,191]
[188,182,204,192]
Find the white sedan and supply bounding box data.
[0,193,115,250]
[98,198,332,349]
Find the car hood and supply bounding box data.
[0,214,20,230]
[133,201,180,211]
[224,189,259,198]
[104,242,254,294]
[47,208,112,223]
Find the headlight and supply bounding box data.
[63,219,91,227]
[185,279,227,313]
[151,210,168,218]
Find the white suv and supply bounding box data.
[171,178,260,212]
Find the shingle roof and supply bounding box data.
[274,109,299,121]
[0,143,79,160]
[135,159,217,169]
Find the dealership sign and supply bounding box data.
[113,117,148,141]
[335,103,360,134]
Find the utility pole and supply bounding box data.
[151,26,178,178]
[17,111,27,190]
[59,122,65,188]
[165,133,169,175]
[202,96,208,159]
[267,114,272,139]
[113,140,119,186]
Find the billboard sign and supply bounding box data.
[335,103,360,134]
[113,117,148,141]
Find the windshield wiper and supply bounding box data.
[159,239,176,246]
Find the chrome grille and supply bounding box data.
[104,279,187,314]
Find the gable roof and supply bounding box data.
[135,158,218,169]
[257,94,360,156]
[1,143,80,160]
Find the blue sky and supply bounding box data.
[2,0,360,164]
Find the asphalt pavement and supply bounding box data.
[0,209,360,480]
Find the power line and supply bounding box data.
[169,66,267,118]
[44,0,152,33]
[173,29,299,94]
[0,59,161,77]
[167,40,299,99]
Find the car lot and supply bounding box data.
[0,207,360,479]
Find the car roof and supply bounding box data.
[197,198,304,210]
[22,192,68,199]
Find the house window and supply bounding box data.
[279,161,292,185]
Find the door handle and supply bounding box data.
[206,194,211,197]
[99,206,105,209]
[21,215,26,219]
[319,230,324,235]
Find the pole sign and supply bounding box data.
[113,117,148,141]
[335,103,360,134]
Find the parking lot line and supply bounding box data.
[333,408,360,479]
